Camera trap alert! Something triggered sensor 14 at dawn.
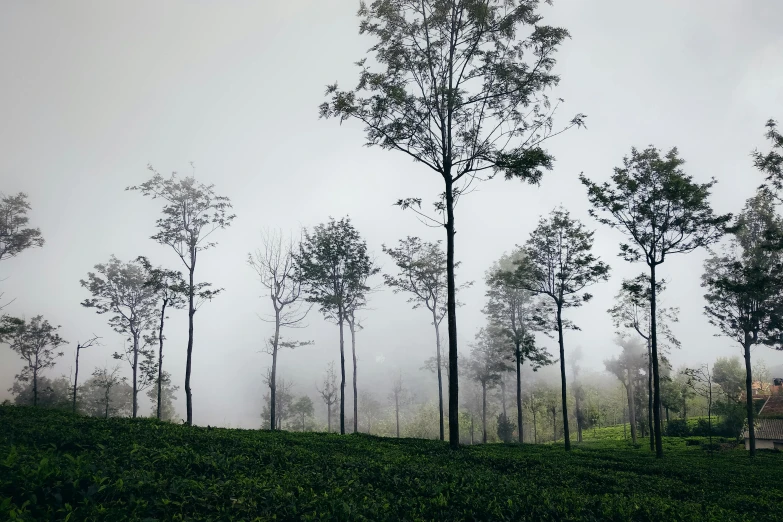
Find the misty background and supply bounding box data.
[1,0,782,428]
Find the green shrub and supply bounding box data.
[664,418,691,437]
[496,413,515,443]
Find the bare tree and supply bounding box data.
[248,228,312,430]
[316,361,339,432]
[71,335,101,414]
[128,166,235,425]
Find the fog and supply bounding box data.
[1,0,782,428]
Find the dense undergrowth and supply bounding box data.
[1,407,781,521]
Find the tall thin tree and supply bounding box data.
[321,0,585,448]
[71,335,101,414]
[514,208,610,450]
[128,166,235,425]
[248,229,312,430]
[581,147,730,457]
[294,217,375,434]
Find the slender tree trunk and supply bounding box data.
[708,383,713,447]
[553,409,557,442]
[647,338,654,451]
[157,300,168,421]
[627,373,637,444]
[32,363,39,407]
[482,382,487,444]
[516,343,523,443]
[666,407,669,423]
[338,308,346,435]
[433,315,445,441]
[104,388,110,418]
[349,317,358,434]
[649,263,663,457]
[445,175,459,448]
[185,252,196,426]
[500,379,507,418]
[532,407,537,443]
[270,310,280,431]
[395,393,400,438]
[72,344,81,414]
[556,305,571,450]
[132,333,138,418]
[327,404,331,432]
[575,386,583,443]
[470,414,474,445]
[744,340,755,457]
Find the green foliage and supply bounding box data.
[753,118,783,193]
[0,192,44,262]
[2,407,782,521]
[9,375,71,410]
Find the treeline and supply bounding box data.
[2,0,783,461]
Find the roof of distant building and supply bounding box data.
[743,418,783,441]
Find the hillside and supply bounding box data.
[1,407,781,521]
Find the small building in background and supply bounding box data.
[744,395,783,450]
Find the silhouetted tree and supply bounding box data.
[0,192,45,309]
[294,217,374,434]
[486,248,552,443]
[81,256,157,417]
[317,361,339,433]
[514,208,610,450]
[582,146,730,457]
[145,370,179,422]
[290,395,315,432]
[466,327,509,444]
[128,166,235,425]
[702,190,783,457]
[0,315,66,407]
[261,376,295,430]
[754,118,783,194]
[389,371,413,438]
[0,192,44,262]
[383,237,469,440]
[608,275,680,450]
[71,335,101,414]
[248,229,312,430]
[80,365,131,418]
[137,257,187,421]
[321,1,585,448]
[10,374,71,409]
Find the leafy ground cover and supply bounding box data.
[1,406,781,521]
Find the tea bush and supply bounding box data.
[1,406,781,521]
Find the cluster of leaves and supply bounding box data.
[2,406,782,521]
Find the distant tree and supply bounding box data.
[294,216,374,435]
[80,365,131,418]
[290,395,315,432]
[344,256,379,434]
[248,229,312,431]
[568,347,585,443]
[358,390,383,435]
[582,147,730,457]
[261,376,295,430]
[514,208,610,450]
[604,336,646,445]
[10,374,71,409]
[496,413,515,443]
[713,357,745,402]
[524,383,546,444]
[128,166,235,425]
[466,327,509,444]
[316,361,339,433]
[0,315,67,407]
[608,275,680,451]
[81,256,158,417]
[145,370,179,422]
[0,192,44,262]
[753,118,783,194]
[486,248,552,443]
[388,371,413,438]
[701,190,783,457]
[71,335,101,414]
[682,365,716,445]
[137,257,187,421]
[541,384,561,442]
[659,374,682,423]
[383,237,470,441]
[321,1,585,448]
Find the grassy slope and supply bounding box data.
[1,407,781,522]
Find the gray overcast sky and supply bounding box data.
[1,1,782,428]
